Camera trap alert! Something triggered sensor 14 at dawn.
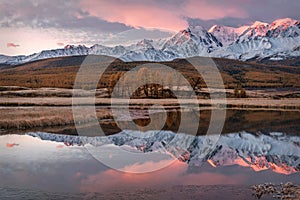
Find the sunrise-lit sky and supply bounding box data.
[1,0,299,56]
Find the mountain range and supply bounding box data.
[28,131,300,175]
[1,18,299,65]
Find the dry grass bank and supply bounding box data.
[0,107,111,130]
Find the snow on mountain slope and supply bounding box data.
[161,25,222,58]
[268,18,300,37]
[0,55,10,63]
[208,25,248,46]
[120,48,176,62]
[238,21,269,41]
[228,37,299,60]
[236,18,299,42]
[89,44,127,57]
[121,25,223,61]
[120,39,176,61]
[213,18,300,60]
[0,18,299,64]
[1,45,91,65]
[27,130,300,174]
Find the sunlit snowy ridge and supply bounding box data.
[21,130,300,175]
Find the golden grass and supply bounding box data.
[0,56,299,90]
[0,107,111,130]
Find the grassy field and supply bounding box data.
[0,106,111,131]
[0,56,299,90]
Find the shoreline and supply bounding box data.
[1,105,299,136]
[0,97,299,110]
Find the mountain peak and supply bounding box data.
[270,18,298,29]
[208,24,248,46]
[208,24,248,34]
[208,25,221,33]
[64,44,87,49]
[136,39,155,49]
[64,44,74,49]
[178,25,206,38]
[251,21,269,28]
[136,39,153,45]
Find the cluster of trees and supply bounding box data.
[106,67,202,98]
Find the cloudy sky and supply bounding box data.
[1,0,299,56]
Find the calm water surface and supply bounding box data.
[0,108,299,200]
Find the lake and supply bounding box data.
[0,108,299,199]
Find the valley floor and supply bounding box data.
[0,98,299,135]
[0,86,299,134]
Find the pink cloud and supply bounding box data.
[56,42,65,46]
[7,43,20,48]
[80,0,248,31]
[79,160,245,193]
[6,143,19,148]
[56,144,64,149]
[80,1,186,31]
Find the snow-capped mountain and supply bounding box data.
[239,18,299,40]
[161,25,222,57]
[89,44,127,57]
[214,18,300,60]
[208,25,248,46]
[1,18,299,65]
[27,131,300,175]
[122,25,223,61]
[121,39,176,61]
[0,45,91,65]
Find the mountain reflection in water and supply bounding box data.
[0,109,299,199]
